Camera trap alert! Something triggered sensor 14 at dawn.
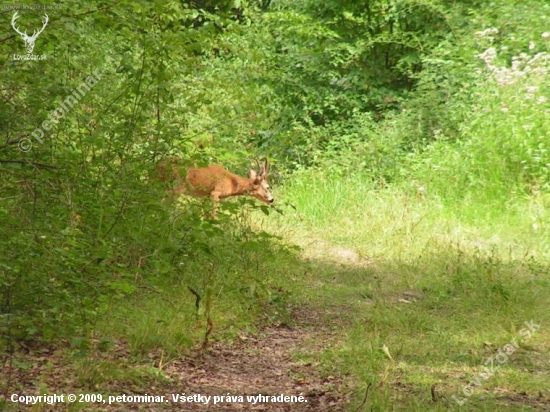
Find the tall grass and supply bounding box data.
[279,167,550,262]
[407,42,550,216]
[274,50,550,405]
[274,161,550,410]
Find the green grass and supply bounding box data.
[269,169,550,410]
[52,204,302,391]
[5,167,547,411]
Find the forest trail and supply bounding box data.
[2,245,359,412]
[156,305,352,411]
[102,243,362,410]
[140,243,366,411]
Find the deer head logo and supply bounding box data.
[11,11,49,54]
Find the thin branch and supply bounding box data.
[188,287,201,313]
[0,160,58,170]
[0,138,27,150]
[353,383,372,412]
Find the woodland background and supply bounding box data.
[1,0,549,410]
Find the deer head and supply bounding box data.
[11,11,49,54]
[247,158,273,205]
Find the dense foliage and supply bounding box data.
[1,0,549,392]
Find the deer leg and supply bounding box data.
[210,193,221,219]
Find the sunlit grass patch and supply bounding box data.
[269,165,550,410]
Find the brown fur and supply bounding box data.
[155,157,273,218]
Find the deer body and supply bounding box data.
[156,158,273,217]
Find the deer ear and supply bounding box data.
[247,168,257,180]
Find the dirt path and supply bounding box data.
[139,247,363,411]
[153,307,351,411]
[1,307,352,412]
[2,242,361,411]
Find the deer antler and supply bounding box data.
[255,158,267,178]
[11,12,48,40]
[252,158,260,174]
[264,156,270,176]
[11,12,27,37]
[33,13,49,39]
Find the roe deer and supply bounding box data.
[155,157,273,218]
